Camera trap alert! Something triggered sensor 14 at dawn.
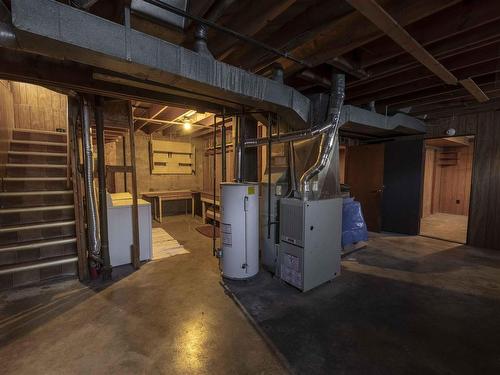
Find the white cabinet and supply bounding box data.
[106,193,152,267]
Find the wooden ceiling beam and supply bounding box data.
[385,82,500,109]
[349,23,500,88]
[414,97,500,119]
[347,0,457,85]
[349,59,500,106]
[222,1,353,69]
[356,0,500,70]
[408,91,500,117]
[347,0,489,103]
[265,0,460,76]
[134,103,168,131]
[211,0,297,60]
[347,43,500,100]
[376,75,499,108]
[191,118,233,138]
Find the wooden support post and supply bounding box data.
[122,135,127,191]
[68,97,89,281]
[127,101,141,269]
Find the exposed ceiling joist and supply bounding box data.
[347,44,500,100]
[191,118,233,138]
[458,78,490,103]
[269,0,461,76]
[357,0,500,69]
[347,0,457,85]
[135,104,168,131]
[213,0,297,60]
[347,0,490,103]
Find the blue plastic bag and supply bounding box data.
[342,197,368,247]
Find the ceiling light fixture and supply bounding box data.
[183,117,192,130]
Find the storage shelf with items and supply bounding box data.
[150,139,195,175]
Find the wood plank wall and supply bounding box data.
[421,147,437,217]
[114,132,205,194]
[0,80,15,177]
[427,111,500,250]
[10,82,67,131]
[438,144,474,215]
[422,144,474,217]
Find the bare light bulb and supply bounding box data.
[183,118,192,130]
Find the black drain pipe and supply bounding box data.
[94,95,111,280]
[212,115,217,256]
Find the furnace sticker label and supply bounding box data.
[247,186,255,195]
[221,223,232,247]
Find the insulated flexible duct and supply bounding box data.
[81,95,101,265]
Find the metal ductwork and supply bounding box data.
[193,24,214,58]
[340,105,426,136]
[244,74,346,149]
[5,0,310,127]
[0,21,16,48]
[81,95,101,266]
[300,74,344,200]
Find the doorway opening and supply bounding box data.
[420,136,475,243]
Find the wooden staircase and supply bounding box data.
[0,129,78,289]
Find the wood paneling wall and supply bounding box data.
[114,132,204,194]
[422,144,473,217]
[421,147,437,218]
[0,80,15,177]
[10,82,67,131]
[428,111,500,250]
[438,145,474,216]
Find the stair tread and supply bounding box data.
[0,237,77,252]
[0,190,72,196]
[13,128,67,136]
[0,220,76,233]
[0,204,74,214]
[4,163,67,168]
[10,139,67,146]
[3,177,67,181]
[0,255,78,275]
[8,151,68,157]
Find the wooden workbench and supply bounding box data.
[142,190,198,223]
[200,191,220,224]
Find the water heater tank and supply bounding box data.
[220,182,259,279]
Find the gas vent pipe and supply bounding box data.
[300,74,345,199]
[244,73,345,200]
[81,95,102,276]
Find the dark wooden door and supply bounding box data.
[345,144,385,232]
[381,139,424,235]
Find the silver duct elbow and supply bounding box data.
[300,74,345,200]
[81,95,101,263]
[0,22,18,48]
[243,74,345,148]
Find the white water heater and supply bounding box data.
[220,182,259,279]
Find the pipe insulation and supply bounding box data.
[81,95,101,264]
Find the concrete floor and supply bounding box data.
[2,216,500,374]
[227,232,500,374]
[0,215,286,375]
[420,212,468,243]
